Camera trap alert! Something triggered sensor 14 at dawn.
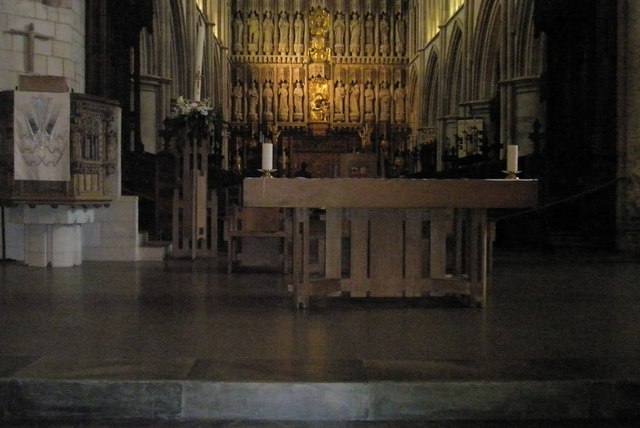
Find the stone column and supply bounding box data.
[617,0,640,251]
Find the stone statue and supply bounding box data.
[379,81,391,121]
[394,82,406,122]
[278,81,289,121]
[294,12,304,46]
[233,11,244,54]
[262,10,274,54]
[247,80,259,121]
[263,81,274,120]
[395,12,405,55]
[334,80,345,120]
[248,11,259,44]
[379,12,390,55]
[278,11,290,54]
[232,81,244,121]
[349,12,361,55]
[365,12,375,55]
[334,12,346,53]
[349,81,360,121]
[364,81,375,117]
[293,80,304,120]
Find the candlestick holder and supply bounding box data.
[258,169,277,178]
[503,170,521,180]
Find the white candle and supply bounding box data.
[262,143,273,171]
[507,144,518,172]
[194,19,205,101]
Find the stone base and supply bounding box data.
[7,205,94,267]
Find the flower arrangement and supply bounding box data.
[166,96,217,141]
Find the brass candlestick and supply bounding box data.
[503,170,521,180]
[259,169,276,178]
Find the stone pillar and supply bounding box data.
[617,0,640,251]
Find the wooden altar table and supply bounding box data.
[243,178,538,308]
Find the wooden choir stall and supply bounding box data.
[243,178,538,308]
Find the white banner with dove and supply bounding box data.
[14,91,70,181]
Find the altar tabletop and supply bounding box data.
[243,178,538,209]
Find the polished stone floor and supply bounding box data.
[1,248,640,424]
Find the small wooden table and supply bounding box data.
[243,178,538,308]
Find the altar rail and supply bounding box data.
[0,91,118,207]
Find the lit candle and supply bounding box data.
[507,144,518,172]
[194,19,205,102]
[262,142,273,171]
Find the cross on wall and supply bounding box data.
[5,23,53,73]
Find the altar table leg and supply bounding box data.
[469,209,488,307]
[293,207,310,309]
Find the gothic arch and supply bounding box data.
[470,0,502,99]
[445,24,463,115]
[168,0,189,98]
[513,0,541,77]
[407,64,419,128]
[423,49,440,125]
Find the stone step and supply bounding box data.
[1,377,639,423]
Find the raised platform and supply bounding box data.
[1,250,640,424]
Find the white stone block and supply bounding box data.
[0,70,17,92]
[106,222,137,239]
[9,205,94,225]
[0,14,8,32]
[0,2,17,14]
[47,6,60,22]
[1,33,13,51]
[55,22,72,42]
[13,1,36,17]
[58,11,73,24]
[35,2,48,19]
[81,222,101,247]
[53,40,71,57]
[34,55,47,75]
[25,224,47,251]
[47,56,63,75]
[52,224,75,248]
[25,250,47,267]
[71,27,82,44]
[11,50,26,70]
[35,20,56,36]
[34,39,53,56]
[50,225,81,267]
[63,58,74,78]
[24,224,48,267]
[5,222,24,261]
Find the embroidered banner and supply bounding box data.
[14,91,70,181]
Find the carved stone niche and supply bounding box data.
[0,91,119,206]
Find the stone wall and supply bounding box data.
[0,0,85,92]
